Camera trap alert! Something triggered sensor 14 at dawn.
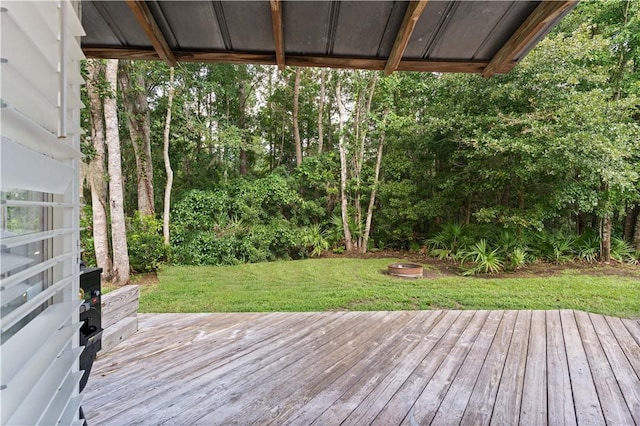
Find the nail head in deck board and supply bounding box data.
[100,316,138,353]
[574,311,635,425]
[490,309,532,425]
[82,310,640,426]
[545,309,577,426]
[560,310,606,425]
[590,313,640,423]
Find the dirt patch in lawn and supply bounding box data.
[324,249,640,280]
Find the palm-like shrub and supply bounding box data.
[459,239,504,275]
[301,224,329,257]
[530,230,576,263]
[508,247,528,271]
[427,223,470,261]
[576,231,600,263]
[611,237,635,262]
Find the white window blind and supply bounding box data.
[0,1,85,425]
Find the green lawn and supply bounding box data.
[141,258,640,318]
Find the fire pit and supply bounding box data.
[388,263,424,278]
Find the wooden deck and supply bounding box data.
[82,310,640,425]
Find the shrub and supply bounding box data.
[576,231,600,263]
[610,237,635,262]
[427,223,470,261]
[127,212,168,272]
[459,239,504,275]
[301,224,329,257]
[529,230,576,263]
[80,204,96,267]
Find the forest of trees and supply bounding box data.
[81,1,640,284]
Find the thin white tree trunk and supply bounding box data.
[163,67,175,245]
[85,59,113,279]
[293,67,303,166]
[362,121,386,253]
[354,73,377,250]
[104,59,130,285]
[335,76,353,252]
[318,69,326,154]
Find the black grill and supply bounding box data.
[79,267,102,392]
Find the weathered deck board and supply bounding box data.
[82,310,640,426]
[490,309,531,425]
[545,310,576,426]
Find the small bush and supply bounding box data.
[301,224,329,257]
[80,205,97,267]
[611,238,635,262]
[576,231,600,263]
[127,212,168,272]
[460,239,504,275]
[427,223,471,261]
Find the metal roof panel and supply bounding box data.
[222,1,274,52]
[156,1,225,50]
[83,1,150,47]
[283,1,333,55]
[403,1,453,59]
[80,0,578,75]
[428,1,518,60]
[333,1,396,57]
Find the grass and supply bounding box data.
[137,258,640,318]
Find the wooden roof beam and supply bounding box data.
[384,0,429,76]
[482,0,577,77]
[82,47,515,74]
[270,0,285,70]
[125,0,177,67]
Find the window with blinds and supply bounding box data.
[0,1,86,425]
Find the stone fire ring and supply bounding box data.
[388,263,424,278]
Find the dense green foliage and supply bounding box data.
[81,1,640,271]
[138,259,640,317]
[127,212,168,272]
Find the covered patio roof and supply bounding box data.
[80,0,577,77]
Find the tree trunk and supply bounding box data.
[362,119,386,254]
[354,73,377,250]
[335,76,353,252]
[293,67,303,166]
[623,205,638,242]
[238,66,249,175]
[85,59,113,279]
[163,67,175,245]
[118,61,154,216]
[317,69,326,154]
[600,216,612,262]
[104,59,130,285]
[633,208,640,251]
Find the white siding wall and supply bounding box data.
[0,1,85,424]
